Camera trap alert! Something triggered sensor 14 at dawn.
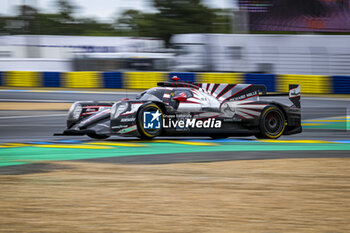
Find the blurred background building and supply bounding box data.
[0,0,350,75]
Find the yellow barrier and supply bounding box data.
[125,72,166,89]
[197,73,243,84]
[5,71,40,87]
[64,72,101,88]
[277,74,331,94]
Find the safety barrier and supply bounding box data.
[64,71,101,88]
[198,73,242,84]
[332,76,350,94]
[4,71,39,87]
[245,74,275,92]
[103,72,123,88]
[0,71,349,94]
[277,74,331,94]
[124,72,166,89]
[43,72,61,87]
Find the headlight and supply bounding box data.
[110,103,118,116]
[69,103,82,120]
[111,102,128,119]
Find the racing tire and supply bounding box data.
[255,106,286,139]
[87,133,110,140]
[136,103,163,139]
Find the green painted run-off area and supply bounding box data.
[1,140,350,167]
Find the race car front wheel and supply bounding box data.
[137,103,163,139]
[255,106,286,139]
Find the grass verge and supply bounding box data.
[0,158,349,232]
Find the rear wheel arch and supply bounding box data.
[269,102,288,125]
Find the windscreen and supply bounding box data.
[136,88,165,101]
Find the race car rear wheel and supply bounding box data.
[137,103,163,139]
[255,106,286,139]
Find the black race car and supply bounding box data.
[55,77,301,139]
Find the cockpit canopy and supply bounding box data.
[136,87,166,101]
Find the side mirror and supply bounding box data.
[173,96,187,102]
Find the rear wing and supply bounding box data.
[289,84,301,108]
[260,84,301,108]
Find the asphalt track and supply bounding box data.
[0,89,349,169]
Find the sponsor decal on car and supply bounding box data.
[143,111,222,129]
[111,125,128,129]
[118,125,137,134]
[231,91,259,101]
[120,117,136,122]
[289,85,301,98]
[163,118,222,128]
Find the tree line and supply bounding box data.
[0,0,232,46]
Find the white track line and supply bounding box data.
[0,99,73,102]
[302,97,350,101]
[0,124,63,126]
[263,96,350,101]
[0,114,67,119]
